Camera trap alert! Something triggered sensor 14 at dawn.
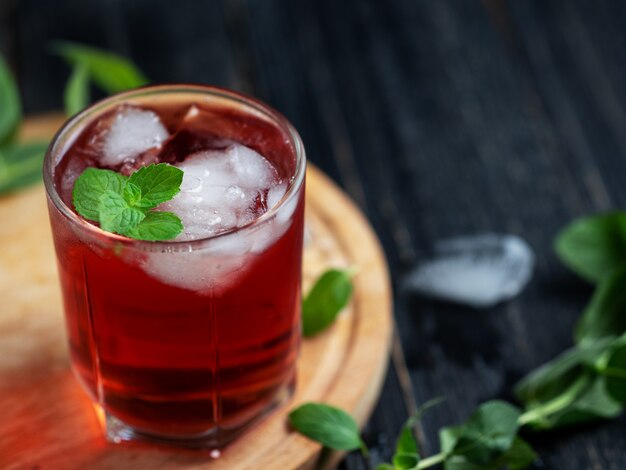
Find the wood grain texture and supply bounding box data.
[0,115,393,469]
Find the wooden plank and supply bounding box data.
[505,0,626,211]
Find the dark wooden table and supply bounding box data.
[2,1,626,468]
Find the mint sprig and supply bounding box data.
[53,41,148,117]
[0,42,148,196]
[290,213,626,468]
[0,54,49,195]
[64,64,90,117]
[0,54,21,146]
[72,163,183,241]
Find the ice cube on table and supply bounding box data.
[101,106,169,166]
[405,233,535,308]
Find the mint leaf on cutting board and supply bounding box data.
[302,268,354,337]
[288,402,367,454]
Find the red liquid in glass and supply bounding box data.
[48,98,304,442]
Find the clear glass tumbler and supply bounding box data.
[43,85,306,448]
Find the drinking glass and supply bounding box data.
[43,85,306,448]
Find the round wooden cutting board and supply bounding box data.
[0,115,392,470]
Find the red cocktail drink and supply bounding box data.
[43,86,306,448]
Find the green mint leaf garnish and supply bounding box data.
[126,211,183,241]
[52,41,148,94]
[0,142,49,194]
[555,213,626,283]
[128,163,184,209]
[302,268,354,337]
[575,266,626,345]
[72,167,127,221]
[123,182,142,206]
[98,190,146,235]
[0,54,22,146]
[64,64,90,116]
[72,163,183,241]
[288,402,367,454]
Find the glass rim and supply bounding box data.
[43,84,307,250]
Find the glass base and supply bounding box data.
[103,380,295,451]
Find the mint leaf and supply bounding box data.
[392,426,420,469]
[73,165,183,241]
[575,266,626,345]
[98,190,145,234]
[376,398,443,470]
[53,41,148,94]
[126,211,183,241]
[375,465,395,470]
[124,182,142,206]
[603,343,626,405]
[302,268,354,337]
[515,339,613,408]
[520,373,622,430]
[288,403,366,453]
[0,142,49,195]
[64,64,90,116]
[502,437,537,470]
[555,213,626,283]
[443,456,485,470]
[128,163,184,209]
[545,376,622,428]
[392,453,420,469]
[442,401,521,465]
[72,168,127,221]
[0,54,22,146]
[439,425,462,455]
[396,424,419,456]
[443,438,536,470]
